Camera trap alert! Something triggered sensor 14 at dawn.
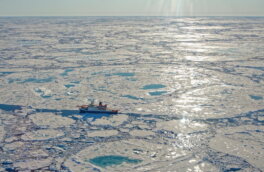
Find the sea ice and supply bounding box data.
[87,130,119,137]
[21,129,64,141]
[209,125,264,170]
[14,158,52,171]
[90,114,128,126]
[29,112,75,128]
[156,119,208,134]
[0,125,5,142]
[64,139,192,171]
[129,130,155,137]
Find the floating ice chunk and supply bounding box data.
[0,125,5,142]
[87,130,119,137]
[4,136,18,143]
[65,139,191,171]
[89,117,112,126]
[4,141,24,151]
[91,114,128,126]
[29,112,75,128]
[21,129,64,141]
[258,116,264,121]
[28,149,49,157]
[119,128,130,132]
[129,130,155,137]
[0,110,15,120]
[14,158,52,171]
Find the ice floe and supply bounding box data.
[90,114,128,126]
[29,112,75,128]
[87,130,119,137]
[64,139,192,171]
[209,125,264,170]
[129,130,155,137]
[0,125,5,142]
[21,129,64,141]
[4,141,24,151]
[14,158,52,171]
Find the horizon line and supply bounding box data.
[1,15,264,17]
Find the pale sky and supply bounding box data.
[0,0,263,16]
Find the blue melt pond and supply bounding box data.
[0,72,14,76]
[41,95,52,99]
[126,78,137,81]
[123,95,143,100]
[60,69,74,76]
[17,39,42,46]
[89,155,142,168]
[113,73,135,77]
[8,78,21,84]
[22,77,54,83]
[142,84,166,90]
[0,104,22,111]
[250,95,263,100]
[65,84,75,88]
[149,91,167,96]
[35,89,52,98]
